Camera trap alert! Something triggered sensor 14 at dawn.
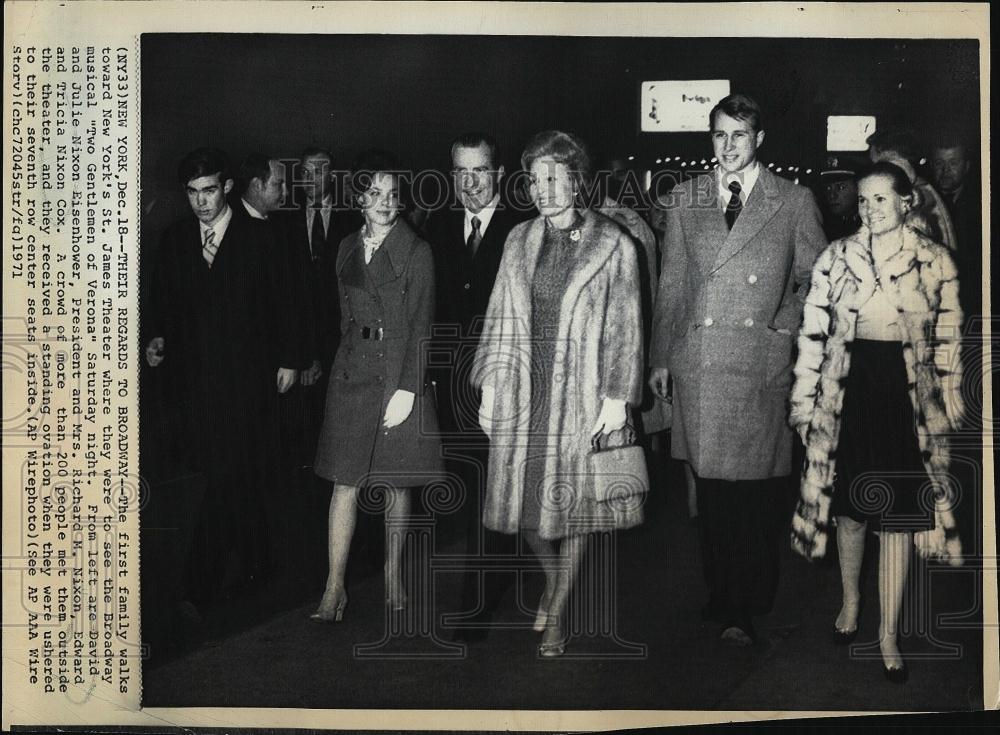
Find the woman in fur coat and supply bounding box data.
[789,161,964,682]
[472,131,645,657]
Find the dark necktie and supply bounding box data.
[467,215,482,256]
[725,181,743,230]
[310,206,325,261]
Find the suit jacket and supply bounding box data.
[649,167,827,480]
[424,199,529,334]
[424,198,530,434]
[148,207,294,474]
[276,204,362,369]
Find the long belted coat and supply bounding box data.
[314,218,445,488]
[649,168,828,480]
[789,225,964,564]
[472,209,645,540]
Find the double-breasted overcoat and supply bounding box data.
[314,218,445,488]
[649,168,828,480]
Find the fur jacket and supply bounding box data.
[472,208,645,540]
[789,224,964,565]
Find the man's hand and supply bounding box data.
[301,360,323,387]
[145,337,165,367]
[591,398,627,436]
[383,389,415,428]
[479,385,495,437]
[648,367,671,400]
[276,367,298,394]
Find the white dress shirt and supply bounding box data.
[463,194,500,243]
[200,204,233,247]
[716,162,761,210]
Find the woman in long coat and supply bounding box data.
[311,151,444,621]
[473,131,645,656]
[790,162,964,682]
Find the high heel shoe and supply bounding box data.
[385,592,408,612]
[537,620,566,658]
[883,662,909,684]
[310,587,347,623]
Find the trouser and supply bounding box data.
[695,474,785,627]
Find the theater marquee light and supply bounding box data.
[640,80,731,132]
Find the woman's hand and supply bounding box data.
[383,389,415,429]
[479,386,495,437]
[592,398,627,436]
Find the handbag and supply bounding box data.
[587,421,649,509]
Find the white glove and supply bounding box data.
[383,389,415,429]
[591,398,627,436]
[479,385,495,437]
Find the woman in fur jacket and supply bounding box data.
[473,131,645,657]
[789,161,964,683]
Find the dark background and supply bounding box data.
[140,34,980,232]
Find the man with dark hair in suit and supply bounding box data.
[425,132,531,641]
[930,133,981,320]
[145,147,298,607]
[238,154,288,223]
[648,95,827,646]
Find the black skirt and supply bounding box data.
[830,339,934,532]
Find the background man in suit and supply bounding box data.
[648,95,827,646]
[145,148,298,608]
[930,134,981,320]
[425,132,530,641]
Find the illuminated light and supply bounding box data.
[805,168,812,174]
[644,170,652,191]
[767,162,774,168]
[655,158,663,165]
[776,167,783,173]
[628,155,635,161]
[700,159,707,164]
[681,162,687,167]
[711,157,718,163]
[794,178,800,185]
[919,158,927,165]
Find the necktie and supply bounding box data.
[310,207,326,261]
[725,181,743,230]
[467,215,482,256]
[202,229,218,267]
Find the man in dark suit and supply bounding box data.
[145,148,298,606]
[930,134,981,320]
[424,132,530,641]
[648,95,827,646]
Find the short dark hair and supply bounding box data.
[238,153,275,195]
[858,160,915,200]
[350,148,408,207]
[300,146,334,164]
[865,129,919,164]
[450,132,499,167]
[520,130,592,186]
[931,131,968,155]
[177,147,232,186]
[709,94,763,133]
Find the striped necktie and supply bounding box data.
[202,229,218,267]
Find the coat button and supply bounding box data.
[744,318,754,327]
[703,317,714,327]
[748,274,758,284]
[464,283,471,290]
